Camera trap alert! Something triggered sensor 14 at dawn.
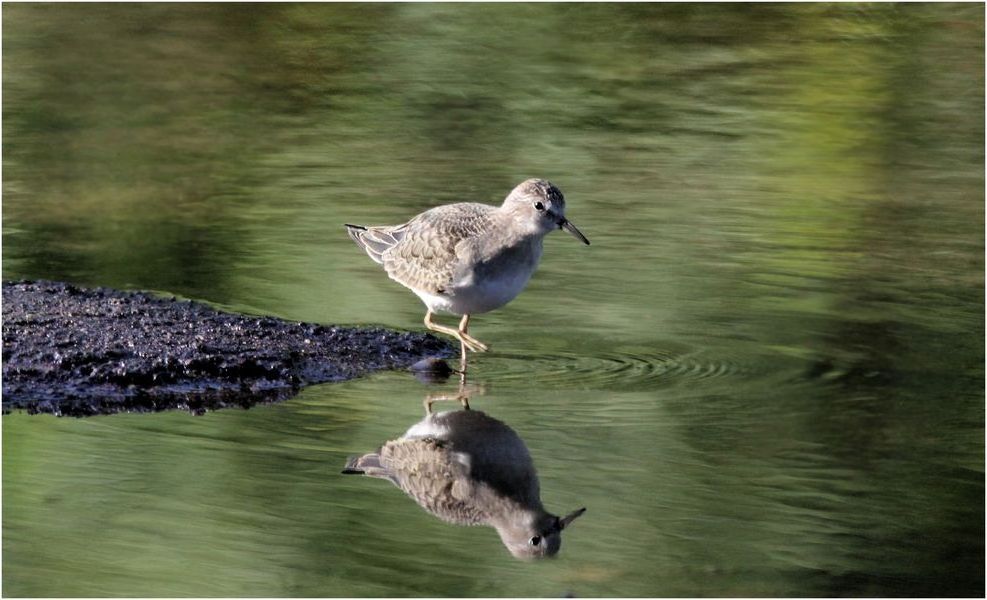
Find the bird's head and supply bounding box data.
[502,179,590,245]
[498,507,587,560]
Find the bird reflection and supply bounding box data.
[342,382,585,559]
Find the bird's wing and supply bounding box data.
[380,437,486,526]
[378,203,496,295]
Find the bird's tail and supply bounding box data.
[341,453,395,483]
[344,223,405,266]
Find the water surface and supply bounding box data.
[3,4,984,597]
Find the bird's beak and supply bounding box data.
[559,507,587,530]
[558,218,590,245]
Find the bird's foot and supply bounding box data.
[461,334,489,353]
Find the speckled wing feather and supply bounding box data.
[360,203,496,295]
[379,437,487,526]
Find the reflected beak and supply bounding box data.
[558,218,590,245]
[559,507,587,530]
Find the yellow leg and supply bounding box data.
[424,309,461,339]
[423,391,471,415]
[457,314,489,352]
[424,311,487,352]
[423,371,473,415]
[423,310,470,370]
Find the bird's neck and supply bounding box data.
[495,206,553,242]
[493,507,546,529]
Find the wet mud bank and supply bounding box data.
[2,280,453,416]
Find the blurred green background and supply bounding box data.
[2,3,983,597]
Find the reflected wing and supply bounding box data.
[380,437,486,525]
[342,452,399,486]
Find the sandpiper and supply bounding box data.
[342,408,586,559]
[345,178,589,370]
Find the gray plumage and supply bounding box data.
[344,178,589,319]
[347,203,498,297]
[342,409,585,559]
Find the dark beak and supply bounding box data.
[559,218,590,245]
[559,507,587,530]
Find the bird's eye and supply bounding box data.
[528,536,541,546]
[534,202,545,212]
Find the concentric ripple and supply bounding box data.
[477,344,762,391]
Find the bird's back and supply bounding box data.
[380,436,488,525]
[346,203,499,297]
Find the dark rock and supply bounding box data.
[409,357,455,384]
[2,280,454,416]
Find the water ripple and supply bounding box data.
[478,345,760,391]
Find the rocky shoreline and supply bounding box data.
[2,280,453,416]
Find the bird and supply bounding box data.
[345,178,589,371]
[342,407,586,559]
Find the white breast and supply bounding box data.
[412,288,458,314]
[404,415,451,440]
[402,231,545,316]
[448,237,544,315]
[452,265,535,314]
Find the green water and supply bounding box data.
[2,3,983,597]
